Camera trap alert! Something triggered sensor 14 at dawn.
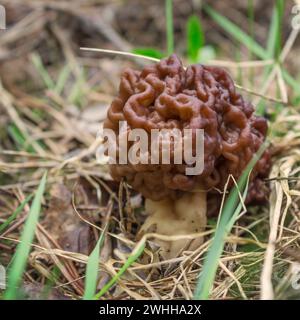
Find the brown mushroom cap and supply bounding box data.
[104,54,270,201]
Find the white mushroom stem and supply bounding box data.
[140,191,207,259]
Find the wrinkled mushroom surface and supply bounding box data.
[104,54,270,201]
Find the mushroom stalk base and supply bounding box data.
[140,192,207,259]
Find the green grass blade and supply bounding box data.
[282,69,300,92]
[267,0,284,59]
[8,124,36,154]
[55,64,71,95]
[68,68,86,106]
[165,0,174,55]
[266,2,280,58]
[83,224,108,300]
[247,0,255,54]
[42,266,61,299]
[0,194,33,235]
[94,241,145,299]
[132,48,165,60]
[247,0,255,85]
[186,14,205,63]
[4,172,47,300]
[31,53,55,90]
[204,5,268,60]
[193,141,269,300]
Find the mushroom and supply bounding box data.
[104,54,270,258]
